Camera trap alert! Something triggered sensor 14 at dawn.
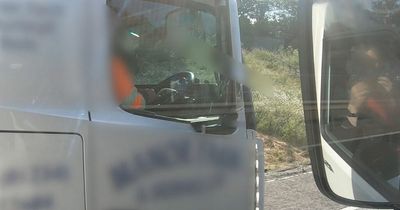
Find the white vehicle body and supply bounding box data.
[0,0,263,209]
[312,1,388,202]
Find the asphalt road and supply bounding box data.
[264,167,377,210]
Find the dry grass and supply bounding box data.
[257,132,310,171]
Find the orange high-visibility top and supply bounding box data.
[111,56,145,109]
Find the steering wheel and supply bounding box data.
[155,71,195,92]
[154,71,195,104]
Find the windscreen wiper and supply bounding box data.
[124,107,185,123]
[190,113,238,134]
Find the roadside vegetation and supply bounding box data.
[243,48,309,171]
[239,0,310,171]
[244,48,305,147]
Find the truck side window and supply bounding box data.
[108,0,237,124]
[320,0,400,188]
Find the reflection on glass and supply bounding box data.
[321,0,400,200]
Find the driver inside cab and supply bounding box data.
[343,46,400,132]
[338,45,400,188]
[111,22,147,110]
[112,55,145,109]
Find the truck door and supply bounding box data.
[299,0,400,208]
[86,0,259,209]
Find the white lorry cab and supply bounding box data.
[0,0,264,209]
[299,0,400,208]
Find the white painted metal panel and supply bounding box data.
[87,122,255,210]
[0,133,84,210]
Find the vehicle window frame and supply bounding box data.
[319,31,400,202]
[107,0,240,131]
[299,0,400,208]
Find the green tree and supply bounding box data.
[238,0,298,48]
[239,16,255,49]
[239,0,270,22]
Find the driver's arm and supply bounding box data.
[346,81,370,127]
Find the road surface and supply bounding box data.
[264,166,379,210]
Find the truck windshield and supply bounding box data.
[108,0,237,122]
